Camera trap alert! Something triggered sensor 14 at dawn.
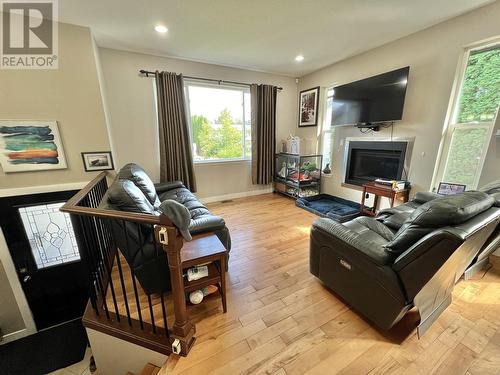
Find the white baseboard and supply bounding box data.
[199,187,273,204]
[0,328,35,345]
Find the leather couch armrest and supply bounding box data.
[392,230,463,300]
[312,219,392,266]
[154,181,185,194]
[189,215,226,235]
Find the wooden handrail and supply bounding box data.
[63,171,109,207]
[61,205,162,225]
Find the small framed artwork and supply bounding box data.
[81,151,114,172]
[437,182,466,195]
[0,120,67,173]
[299,86,320,127]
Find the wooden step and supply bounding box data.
[139,363,160,375]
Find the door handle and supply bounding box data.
[23,275,31,283]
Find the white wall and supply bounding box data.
[297,0,500,204]
[98,48,298,199]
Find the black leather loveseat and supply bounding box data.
[310,190,500,333]
[99,163,231,294]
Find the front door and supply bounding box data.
[0,190,88,331]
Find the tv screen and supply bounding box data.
[331,67,409,126]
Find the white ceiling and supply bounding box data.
[59,0,494,77]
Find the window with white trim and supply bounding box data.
[433,42,500,190]
[184,81,251,163]
[320,88,336,172]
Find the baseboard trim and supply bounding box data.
[0,328,34,345]
[199,188,273,204]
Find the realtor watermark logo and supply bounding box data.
[1,0,58,69]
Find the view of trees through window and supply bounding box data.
[186,84,250,161]
[456,47,500,123]
[441,44,500,188]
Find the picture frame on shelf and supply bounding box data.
[437,182,466,195]
[0,120,68,173]
[299,86,320,127]
[81,151,114,172]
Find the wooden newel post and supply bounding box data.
[155,215,195,356]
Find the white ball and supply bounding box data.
[189,290,204,304]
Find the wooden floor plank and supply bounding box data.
[105,193,499,375]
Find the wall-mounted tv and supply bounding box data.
[331,66,410,127]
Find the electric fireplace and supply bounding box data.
[344,141,408,186]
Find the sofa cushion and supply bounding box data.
[159,188,211,219]
[107,179,157,214]
[344,216,395,242]
[479,179,500,194]
[385,191,494,254]
[313,218,393,266]
[118,163,161,208]
[382,211,411,230]
[480,179,500,207]
[413,191,442,204]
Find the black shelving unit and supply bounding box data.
[273,153,323,199]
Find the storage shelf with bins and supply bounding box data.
[273,153,323,198]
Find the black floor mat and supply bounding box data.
[0,319,88,375]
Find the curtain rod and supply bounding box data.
[139,70,283,91]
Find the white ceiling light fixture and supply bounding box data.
[295,55,304,62]
[154,25,168,33]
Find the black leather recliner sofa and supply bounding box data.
[310,190,500,333]
[99,163,231,294]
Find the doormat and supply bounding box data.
[0,319,88,375]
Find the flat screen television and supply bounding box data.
[331,66,409,127]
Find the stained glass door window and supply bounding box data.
[18,202,80,269]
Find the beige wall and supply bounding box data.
[0,23,111,341]
[98,48,298,199]
[0,23,111,189]
[297,0,500,204]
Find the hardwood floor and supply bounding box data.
[111,193,500,374]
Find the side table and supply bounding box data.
[181,233,227,313]
[360,182,410,217]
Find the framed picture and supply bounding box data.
[81,151,114,172]
[0,120,67,173]
[299,86,320,127]
[437,182,466,195]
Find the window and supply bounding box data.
[19,202,80,269]
[320,88,336,172]
[184,81,251,162]
[433,42,500,190]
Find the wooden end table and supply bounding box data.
[181,233,227,313]
[360,182,410,217]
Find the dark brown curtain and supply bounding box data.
[155,71,196,191]
[251,84,278,185]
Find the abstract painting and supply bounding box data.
[0,121,67,172]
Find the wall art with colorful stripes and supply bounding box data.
[0,121,67,173]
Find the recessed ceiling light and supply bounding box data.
[295,55,304,62]
[154,25,168,33]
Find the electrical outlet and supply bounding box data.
[172,339,181,354]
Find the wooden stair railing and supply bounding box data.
[60,172,195,356]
